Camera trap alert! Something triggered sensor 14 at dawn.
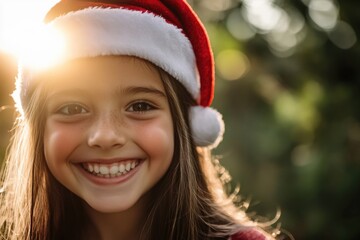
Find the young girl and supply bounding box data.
[0,0,277,239]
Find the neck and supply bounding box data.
[84,196,149,240]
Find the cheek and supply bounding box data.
[134,119,174,163]
[44,122,83,167]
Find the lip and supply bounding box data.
[75,159,144,186]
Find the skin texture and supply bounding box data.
[43,56,174,239]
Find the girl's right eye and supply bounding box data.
[57,104,87,115]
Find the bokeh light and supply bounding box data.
[234,0,307,56]
[242,0,283,34]
[200,0,234,12]
[309,0,339,30]
[216,49,250,81]
[226,9,255,41]
[327,20,357,49]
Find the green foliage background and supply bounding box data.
[1,0,360,239]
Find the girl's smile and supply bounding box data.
[78,158,143,185]
[81,158,141,178]
[43,56,174,214]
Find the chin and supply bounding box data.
[84,195,140,214]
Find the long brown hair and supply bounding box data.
[139,70,260,240]
[0,60,273,240]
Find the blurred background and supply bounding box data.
[1,0,359,239]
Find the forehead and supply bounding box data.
[40,56,163,92]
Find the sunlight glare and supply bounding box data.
[20,25,65,70]
[0,0,62,69]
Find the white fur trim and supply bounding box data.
[23,7,200,100]
[189,106,225,148]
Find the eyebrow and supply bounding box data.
[121,86,167,98]
[47,89,88,100]
[47,86,167,100]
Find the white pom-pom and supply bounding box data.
[189,106,225,148]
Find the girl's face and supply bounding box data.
[43,56,174,213]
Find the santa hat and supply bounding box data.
[16,0,224,148]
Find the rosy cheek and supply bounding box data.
[134,119,174,162]
[44,122,83,165]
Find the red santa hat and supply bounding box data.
[17,0,224,148]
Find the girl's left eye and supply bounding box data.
[57,104,87,115]
[127,102,155,112]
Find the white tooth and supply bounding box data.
[88,164,94,172]
[116,172,122,176]
[110,165,119,174]
[94,164,100,173]
[119,164,125,173]
[131,162,136,169]
[99,166,109,175]
[126,163,131,171]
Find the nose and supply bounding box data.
[87,112,126,150]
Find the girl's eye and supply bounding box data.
[127,102,155,112]
[58,104,87,115]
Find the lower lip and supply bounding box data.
[76,161,143,186]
